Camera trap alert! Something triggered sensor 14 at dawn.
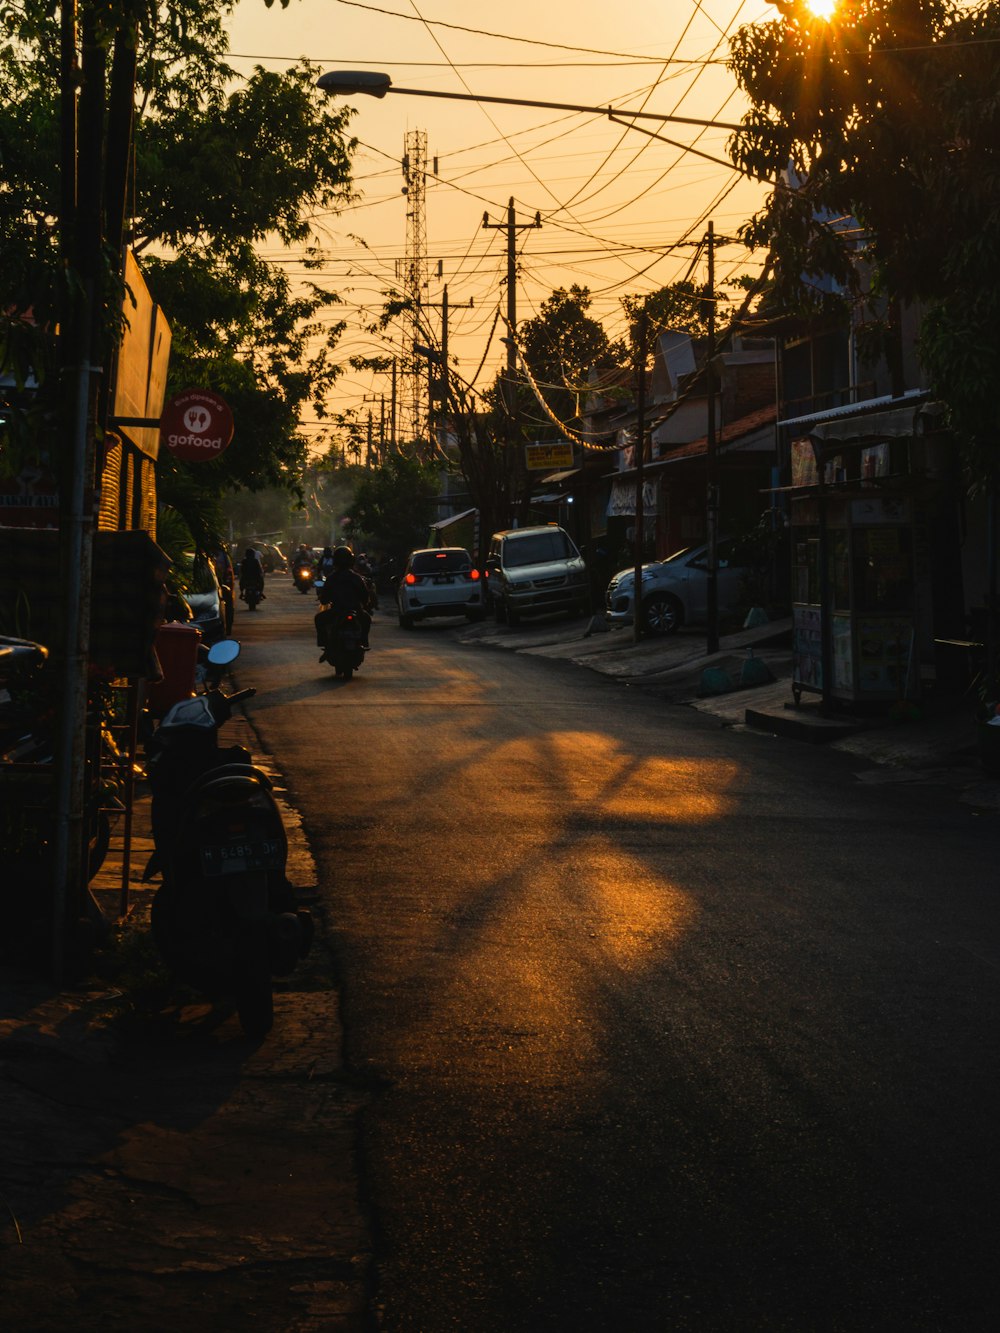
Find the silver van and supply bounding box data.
[484,525,589,626]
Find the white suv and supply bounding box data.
[484,525,589,627]
[605,539,751,636]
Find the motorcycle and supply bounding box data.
[145,640,312,1036]
[316,597,367,680]
[292,563,315,594]
[241,584,263,612]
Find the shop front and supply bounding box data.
[784,393,951,708]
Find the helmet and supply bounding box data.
[332,545,355,569]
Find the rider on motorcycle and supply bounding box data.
[239,546,265,602]
[314,545,372,661]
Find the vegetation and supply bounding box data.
[347,453,440,561]
[0,0,357,530]
[728,0,1000,475]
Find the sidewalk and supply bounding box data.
[0,734,372,1332]
[460,611,1000,812]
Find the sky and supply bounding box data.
[222,0,777,446]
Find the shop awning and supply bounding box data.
[779,389,941,444]
[428,507,477,531]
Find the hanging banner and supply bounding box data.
[607,478,657,517]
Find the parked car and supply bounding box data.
[257,542,286,573]
[605,538,752,636]
[396,547,485,627]
[484,525,589,627]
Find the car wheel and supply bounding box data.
[493,595,507,625]
[641,593,682,636]
[505,599,520,628]
[398,610,414,629]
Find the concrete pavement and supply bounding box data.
[459,610,1000,812]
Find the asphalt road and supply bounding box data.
[235,581,998,1332]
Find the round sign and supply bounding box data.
[160,389,234,462]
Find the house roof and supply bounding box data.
[609,403,777,481]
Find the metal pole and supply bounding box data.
[633,306,648,647]
[706,221,720,656]
[390,357,398,452]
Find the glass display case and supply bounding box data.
[792,495,918,704]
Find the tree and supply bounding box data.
[621,281,714,346]
[728,0,1000,471]
[347,453,439,561]
[0,1,356,506]
[515,286,617,439]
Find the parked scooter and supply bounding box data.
[145,640,312,1036]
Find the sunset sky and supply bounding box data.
[222,0,776,443]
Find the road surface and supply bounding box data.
[235,581,998,1331]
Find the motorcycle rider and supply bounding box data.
[239,546,265,603]
[314,545,372,661]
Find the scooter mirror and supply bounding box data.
[207,639,241,667]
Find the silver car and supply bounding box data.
[396,547,485,627]
[605,539,751,636]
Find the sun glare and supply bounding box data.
[806,0,839,18]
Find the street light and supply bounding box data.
[316,71,744,134]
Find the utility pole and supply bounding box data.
[633,304,649,647]
[421,283,473,454]
[483,198,541,522]
[705,220,720,656]
[390,358,398,453]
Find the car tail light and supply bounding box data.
[469,568,480,581]
[405,572,418,585]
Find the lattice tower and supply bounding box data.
[401,130,428,446]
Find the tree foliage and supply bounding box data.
[347,453,439,560]
[728,0,1000,465]
[0,0,357,505]
[515,286,617,438]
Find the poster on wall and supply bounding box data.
[793,604,823,690]
[856,618,915,696]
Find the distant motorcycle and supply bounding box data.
[292,563,314,594]
[145,640,312,1036]
[241,584,263,612]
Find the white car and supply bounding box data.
[605,539,752,636]
[396,547,486,627]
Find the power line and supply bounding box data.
[329,1,728,62]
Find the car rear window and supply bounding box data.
[410,550,471,575]
[503,531,574,568]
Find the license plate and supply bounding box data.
[432,575,454,585]
[201,838,283,876]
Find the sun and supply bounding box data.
[805,0,839,17]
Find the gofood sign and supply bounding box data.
[160,389,234,462]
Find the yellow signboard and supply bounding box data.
[525,442,574,471]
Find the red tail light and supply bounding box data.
[469,567,480,581]
[405,572,418,585]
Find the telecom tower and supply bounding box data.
[400,130,428,446]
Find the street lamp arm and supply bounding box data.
[317,70,743,133]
